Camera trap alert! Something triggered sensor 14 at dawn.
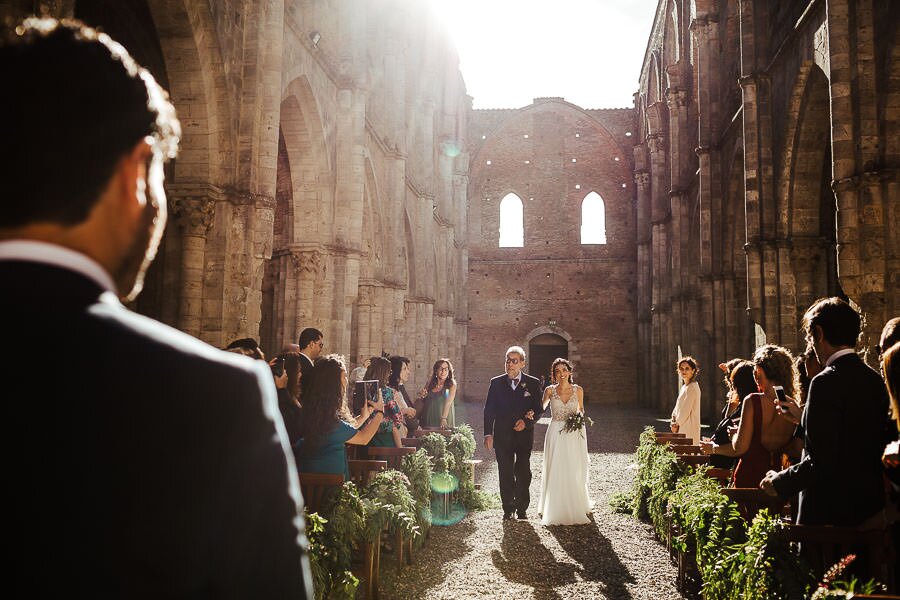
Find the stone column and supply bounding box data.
[171,192,215,338]
[291,249,323,340]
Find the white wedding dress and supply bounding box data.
[537,384,593,525]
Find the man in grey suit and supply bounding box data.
[0,19,311,597]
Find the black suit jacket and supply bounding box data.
[2,261,312,598]
[772,352,891,526]
[484,373,544,447]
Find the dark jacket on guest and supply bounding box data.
[772,353,892,526]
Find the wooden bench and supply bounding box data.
[722,488,789,521]
[348,459,387,488]
[703,467,732,486]
[781,525,893,591]
[401,437,423,449]
[677,454,710,467]
[298,472,344,514]
[365,446,417,469]
[415,427,453,438]
[671,445,702,455]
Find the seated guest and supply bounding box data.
[349,358,370,384]
[706,360,755,469]
[295,355,385,479]
[390,355,419,432]
[701,346,798,487]
[364,356,405,447]
[225,337,266,361]
[417,358,458,428]
[761,298,891,527]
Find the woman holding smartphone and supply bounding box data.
[700,345,798,487]
[294,355,385,479]
[364,356,405,447]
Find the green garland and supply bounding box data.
[362,469,420,541]
[305,482,365,600]
[401,448,434,543]
[615,427,879,600]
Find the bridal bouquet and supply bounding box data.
[562,412,594,437]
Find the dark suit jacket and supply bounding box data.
[298,352,315,398]
[2,260,312,598]
[484,373,544,447]
[772,352,891,526]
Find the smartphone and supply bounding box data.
[353,380,380,413]
[773,385,789,412]
[271,357,285,377]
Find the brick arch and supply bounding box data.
[778,63,831,239]
[145,0,230,186]
[280,76,331,245]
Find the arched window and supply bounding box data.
[499,193,524,247]
[581,191,607,244]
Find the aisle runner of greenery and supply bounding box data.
[305,424,496,599]
[611,428,883,600]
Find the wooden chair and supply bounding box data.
[704,467,732,486]
[672,445,703,455]
[297,472,344,514]
[464,458,483,489]
[401,437,423,449]
[722,488,789,521]
[365,446,417,469]
[677,454,710,467]
[781,525,893,592]
[665,438,698,447]
[348,459,388,488]
[654,432,687,440]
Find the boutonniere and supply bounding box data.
[523,390,531,397]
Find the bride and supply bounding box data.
[537,358,593,525]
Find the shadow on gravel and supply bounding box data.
[547,520,636,599]
[377,520,476,597]
[491,521,576,600]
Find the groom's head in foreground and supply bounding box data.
[505,345,526,379]
[0,18,180,301]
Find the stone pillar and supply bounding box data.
[170,192,215,338]
[634,168,652,407]
[291,249,323,340]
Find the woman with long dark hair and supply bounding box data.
[389,355,418,432]
[670,357,701,443]
[700,345,799,487]
[705,361,757,469]
[418,358,458,428]
[294,354,385,479]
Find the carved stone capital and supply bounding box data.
[171,195,215,236]
[633,171,650,187]
[665,88,689,109]
[290,250,324,275]
[647,134,667,155]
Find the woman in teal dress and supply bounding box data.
[418,358,457,428]
[294,355,385,480]
[364,356,405,447]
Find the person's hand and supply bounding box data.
[417,387,427,400]
[402,407,416,417]
[883,440,900,468]
[699,440,715,455]
[440,416,449,427]
[513,419,526,432]
[484,435,494,451]
[775,396,802,425]
[370,388,385,412]
[759,470,779,496]
[274,370,288,389]
[670,422,679,433]
[727,420,740,437]
[524,410,535,421]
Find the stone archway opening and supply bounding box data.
[528,333,568,386]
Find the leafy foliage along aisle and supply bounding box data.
[612,428,885,600]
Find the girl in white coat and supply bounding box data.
[670,357,701,443]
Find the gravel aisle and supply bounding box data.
[376,403,686,599]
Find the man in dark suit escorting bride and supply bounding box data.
[484,346,545,519]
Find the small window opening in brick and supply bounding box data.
[575,133,581,138]
[625,132,632,137]
[486,160,491,165]
[581,191,607,245]
[523,134,529,138]
[571,158,577,163]
[622,183,627,188]
[498,193,524,248]
[481,134,486,139]
[524,160,530,164]
[575,184,581,190]
[614,157,620,162]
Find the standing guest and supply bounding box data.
[483,346,544,520]
[705,360,755,470]
[297,327,324,395]
[295,355,385,479]
[761,298,891,527]
[390,355,419,432]
[880,318,900,375]
[418,358,459,428]
[670,357,701,443]
[365,356,405,447]
[795,345,824,403]
[701,348,798,487]
[0,18,311,597]
[883,342,900,467]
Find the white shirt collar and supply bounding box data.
[0,240,117,294]
[299,352,314,365]
[825,348,856,367]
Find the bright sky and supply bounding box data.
[427,0,659,110]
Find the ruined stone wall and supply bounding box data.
[465,99,638,404]
[635,0,900,419]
